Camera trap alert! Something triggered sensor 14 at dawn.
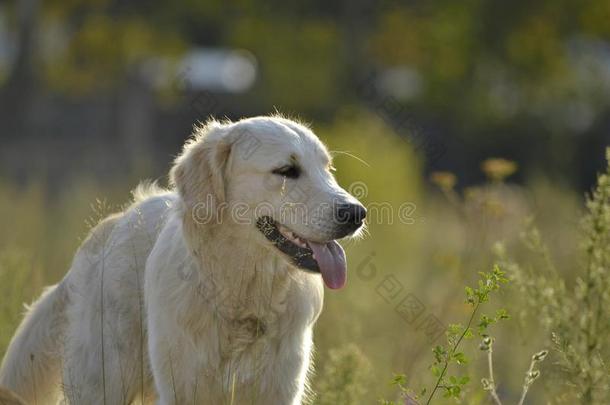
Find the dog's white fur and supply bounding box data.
[0,116,361,404]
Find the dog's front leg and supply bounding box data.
[147,319,205,405]
[259,327,314,405]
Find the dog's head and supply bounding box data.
[171,116,366,289]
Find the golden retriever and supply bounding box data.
[0,116,366,404]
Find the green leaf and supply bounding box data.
[432,345,446,363]
[431,365,441,377]
[447,323,463,336]
[453,352,468,365]
[391,374,407,387]
[495,308,510,320]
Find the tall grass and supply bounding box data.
[314,344,372,405]
[501,148,610,404]
[0,115,604,403]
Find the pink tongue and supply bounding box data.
[307,240,347,289]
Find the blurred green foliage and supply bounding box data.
[2,0,610,184]
[4,0,610,128]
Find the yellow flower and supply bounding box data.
[430,171,457,191]
[481,158,517,182]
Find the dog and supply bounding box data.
[0,116,366,404]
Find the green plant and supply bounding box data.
[503,148,610,403]
[382,265,547,404]
[314,343,373,405]
[423,266,508,403]
[480,339,548,405]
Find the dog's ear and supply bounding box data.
[170,121,233,219]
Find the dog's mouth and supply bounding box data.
[256,216,346,289]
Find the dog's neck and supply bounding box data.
[170,213,324,363]
[186,221,295,319]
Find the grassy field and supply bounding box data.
[0,115,607,404]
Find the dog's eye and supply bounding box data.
[272,165,300,179]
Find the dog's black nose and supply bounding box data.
[335,203,367,227]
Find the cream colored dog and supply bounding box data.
[0,116,366,404]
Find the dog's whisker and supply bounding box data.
[329,150,371,167]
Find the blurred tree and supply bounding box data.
[43,0,185,94]
[0,0,40,141]
[1,0,609,186]
[366,0,610,185]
